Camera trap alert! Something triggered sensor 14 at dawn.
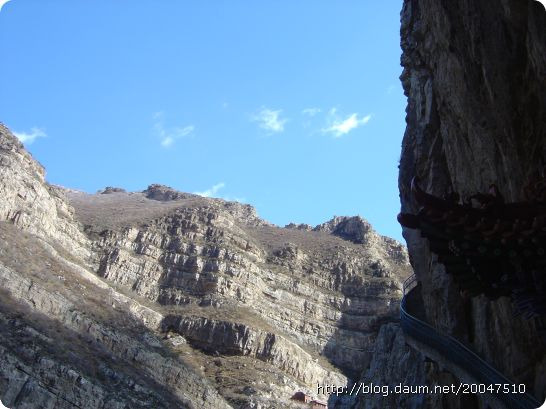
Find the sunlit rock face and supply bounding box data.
[73,194,409,384]
[353,1,546,408]
[0,123,411,408]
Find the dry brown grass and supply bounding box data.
[66,191,211,234]
[0,221,129,327]
[0,287,185,407]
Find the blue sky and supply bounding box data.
[0,1,406,241]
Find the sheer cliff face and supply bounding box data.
[399,0,546,402]
[0,124,410,408]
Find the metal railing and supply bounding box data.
[402,274,418,296]
[400,274,543,409]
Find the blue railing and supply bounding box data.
[400,274,543,409]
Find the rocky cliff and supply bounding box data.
[0,123,410,408]
[353,1,546,408]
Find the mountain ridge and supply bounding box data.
[0,123,410,408]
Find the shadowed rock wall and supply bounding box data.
[349,2,546,408]
[399,0,546,403]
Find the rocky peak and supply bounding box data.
[314,215,372,244]
[219,200,264,226]
[0,122,23,151]
[143,183,194,201]
[99,186,127,194]
[0,123,45,180]
[0,126,89,260]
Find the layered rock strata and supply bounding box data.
[0,123,411,408]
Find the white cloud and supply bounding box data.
[194,182,225,198]
[252,108,287,133]
[160,136,174,147]
[153,112,194,148]
[13,127,47,144]
[322,112,372,138]
[0,0,11,14]
[302,107,321,117]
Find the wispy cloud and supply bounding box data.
[159,126,194,147]
[252,108,287,133]
[153,112,194,148]
[223,195,247,203]
[194,182,225,198]
[322,111,372,138]
[13,127,47,144]
[302,107,321,117]
[194,182,247,202]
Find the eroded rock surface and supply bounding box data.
[352,1,546,408]
[350,1,546,408]
[0,123,411,408]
